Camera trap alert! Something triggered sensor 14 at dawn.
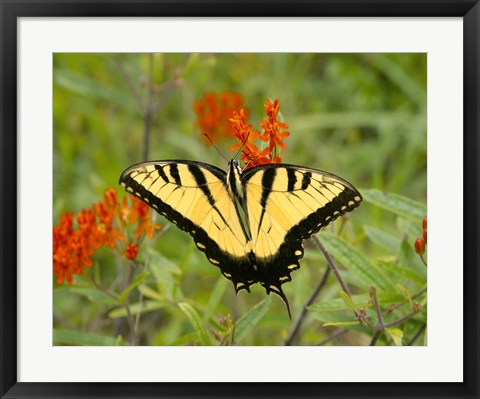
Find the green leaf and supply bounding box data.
[138,284,166,302]
[364,225,401,253]
[308,311,370,334]
[308,292,406,313]
[396,284,413,308]
[60,286,119,306]
[362,189,427,222]
[203,276,229,322]
[339,291,358,312]
[385,327,404,346]
[376,261,425,285]
[323,321,360,327]
[147,249,182,301]
[319,232,395,291]
[54,69,138,110]
[53,329,128,346]
[147,248,182,276]
[234,296,272,343]
[397,218,423,240]
[118,272,150,304]
[167,332,200,346]
[108,300,165,318]
[178,303,211,346]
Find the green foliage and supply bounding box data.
[234,297,272,344]
[178,303,212,346]
[53,53,426,346]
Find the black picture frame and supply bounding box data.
[1,1,478,398]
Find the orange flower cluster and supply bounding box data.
[53,189,160,285]
[230,98,290,169]
[193,91,245,146]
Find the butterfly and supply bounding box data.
[120,159,362,317]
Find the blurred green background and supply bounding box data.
[53,53,427,346]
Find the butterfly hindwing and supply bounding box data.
[119,160,257,291]
[242,164,362,297]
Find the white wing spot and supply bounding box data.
[269,285,280,292]
[325,216,331,221]
[197,242,206,250]
[341,205,347,211]
[348,200,355,206]
[144,198,150,203]
[288,264,298,270]
[279,276,290,282]
[152,204,158,209]
[223,272,232,278]
[120,182,126,187]
[354,196,361,202]
[209,258,220,265]
[295,250,302,256]
[236,282,245,290]
[135,192,141,197]
[126,187,133,193]
[333,211,340,216]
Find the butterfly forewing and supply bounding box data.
[119,160,256,291]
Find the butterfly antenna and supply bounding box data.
[233,132,251,162]
[203,133,228,163]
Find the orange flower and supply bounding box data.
[260,98,289,151]
[229,109,271,168]
[193,91,245,145]
[53,212,75,284]
[93,201,124,248]
[130,195,161,239]
[227,98,289,169]
[53,189,160,285]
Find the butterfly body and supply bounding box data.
[120,159,362,316]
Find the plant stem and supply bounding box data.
[407,323,426,346]
[369,331,382,346]
[123,261,139,345]
[115,55,145,113]
[370,285,385,330]
[284,265,331,346]
[311,235,354,300]
[142,54,154,162]
[383,308,420,329]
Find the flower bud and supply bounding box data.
[414,238,425,255]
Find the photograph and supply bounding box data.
[52,52,428,347]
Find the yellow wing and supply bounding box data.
[242,164,362,299]
[119,160,256,290]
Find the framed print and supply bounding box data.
[1,1,479,398]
